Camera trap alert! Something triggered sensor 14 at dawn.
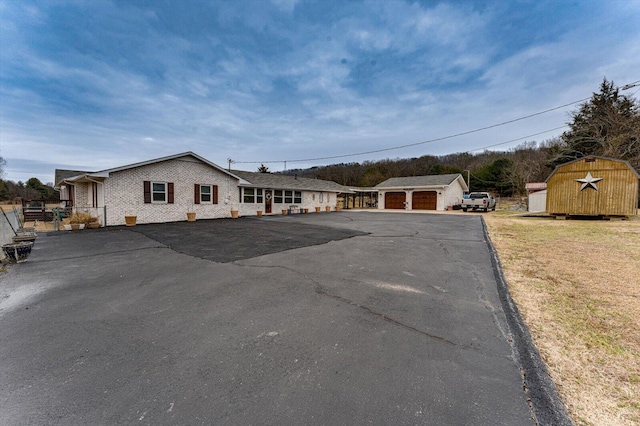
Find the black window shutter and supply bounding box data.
[168,182,174,204]
[144,181,151,203]
[194,184,200,204]
[212,185,218,204]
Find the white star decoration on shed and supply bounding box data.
[575,172,603,191]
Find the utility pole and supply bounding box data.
[463,170,470,192]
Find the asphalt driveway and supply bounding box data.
[0,212,566,425]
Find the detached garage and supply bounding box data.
[546,156,640,218]
[375,174,468,211]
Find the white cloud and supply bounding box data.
[270,0,299,13]
[1,1,639,181]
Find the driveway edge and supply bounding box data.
[481,217,573,426]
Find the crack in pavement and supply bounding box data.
[31,246,169,263]
[469,267,511,344]
[234,262,457,347]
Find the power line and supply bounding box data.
[234,98,588,165]
[469,125,567,152]
[234,78,639,166]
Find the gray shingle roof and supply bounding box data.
[100,152,243,181]
[375,174,462,188]
[232,170,351,193]
[55,152,244,185]
[55,169,93,186]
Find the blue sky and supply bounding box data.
[1,0,639,184]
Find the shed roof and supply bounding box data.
[525,182,547,192]
[545,156,640,182]
[232,170,351,193]
[375,174,465,189]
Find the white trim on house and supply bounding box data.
[59,152,250,185]
[101,152,247,182]
[199,184,213,204]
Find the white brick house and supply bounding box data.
[55,152,349,226]
[56,153,244,226]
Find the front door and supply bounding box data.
[265,190,272,214]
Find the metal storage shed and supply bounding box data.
[525,182,547,213]
[545,156,640,218]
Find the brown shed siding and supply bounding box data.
[546,157,639,216]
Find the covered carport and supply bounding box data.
[339,188,378,209]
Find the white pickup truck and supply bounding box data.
[461,192,496,212]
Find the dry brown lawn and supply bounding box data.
[485,213,640,426]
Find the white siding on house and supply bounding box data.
[104,158,239,226]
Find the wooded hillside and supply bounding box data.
[280,140,556,196]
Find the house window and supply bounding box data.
[273,190,302,205]
[241,188,265,203]
[319,192,323,203]
[145,181,173,204]
[200,185,212,203]
[243,188,255,203]
[152,182,167,203]
[195,183,216,204]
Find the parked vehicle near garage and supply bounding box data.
[461,192,496,212]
